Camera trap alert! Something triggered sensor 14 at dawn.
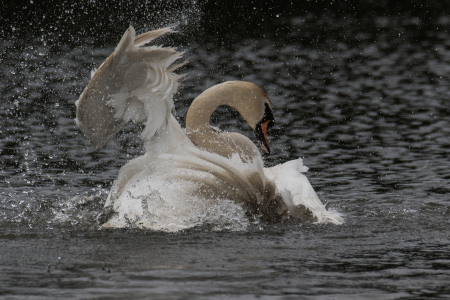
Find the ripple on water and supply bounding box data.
[1,10,450,298]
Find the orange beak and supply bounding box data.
[255,120,272,156]
[259,120,271,154]
[255,102,274,157]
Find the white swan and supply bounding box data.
[75,26,344,231]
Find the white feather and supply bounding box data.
[75,25,182,149]
[264,158,344,224]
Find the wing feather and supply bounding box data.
[75,25,183,149]
[134,27,174,47]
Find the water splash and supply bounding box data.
[3,0,203,46]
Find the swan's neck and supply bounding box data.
[185,85,261,162]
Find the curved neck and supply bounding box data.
[185,83,262,162]
[185,94,226,133]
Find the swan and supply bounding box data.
[75,26,344,231]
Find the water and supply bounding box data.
[1,1,450,298]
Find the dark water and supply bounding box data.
[1,1,450,299]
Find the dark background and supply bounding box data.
[2,0,450,45]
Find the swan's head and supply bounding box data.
[220,81,274,156]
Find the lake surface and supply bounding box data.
[1,1,450,299]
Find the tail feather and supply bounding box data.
[264,158,345,225]
[322,209,345,225]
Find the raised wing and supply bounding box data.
[75,26,185,149]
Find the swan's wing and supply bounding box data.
[75,26,185,149]
[264,158,344,225]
